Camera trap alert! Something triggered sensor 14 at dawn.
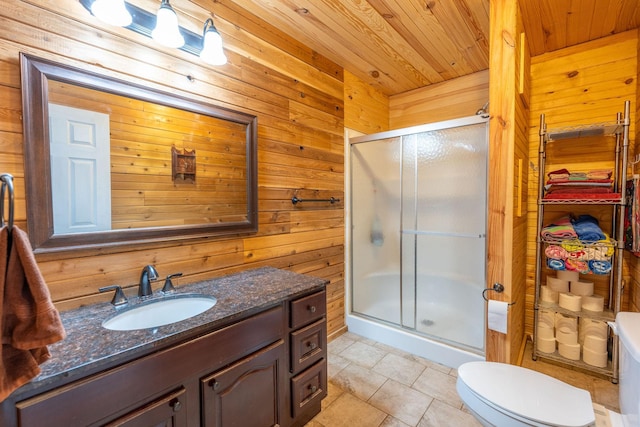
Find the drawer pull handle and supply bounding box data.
[171,399,182,412]
[307,342,317,350]
[308,305,316,313]
[210,380,220,390]
[309,385,318,393]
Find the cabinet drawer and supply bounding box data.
[290,360,327,418]
[290,290,326,329]
[103,387,187,427]
[290,319,326,374]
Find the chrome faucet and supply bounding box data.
[138,265,159,297]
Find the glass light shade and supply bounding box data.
[200,29,227,65]
[151,2,185,48]
[91,0,132,27]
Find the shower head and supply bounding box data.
[475,101,489,117]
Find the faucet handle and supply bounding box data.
[99,285,128,306]
[161,273,183,293]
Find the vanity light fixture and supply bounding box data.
[90,0,132,27]
[79,0,227,66]
[199,18,227,66]
[151,0,185,48]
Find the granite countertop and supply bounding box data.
[20,267,327,396]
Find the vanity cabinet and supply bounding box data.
[285,290,327,426]
[3,283,328,427]
[14,306,283,426]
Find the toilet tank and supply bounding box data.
[616,312,640,427]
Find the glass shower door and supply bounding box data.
[401,123,487,351]
[350,137,402,326]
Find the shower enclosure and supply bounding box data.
[347,115,488,367]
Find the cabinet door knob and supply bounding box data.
[307,342,317,350]
[210,380,220,390]
[308,305,316,313]
[309,385,318,393]
[171,399,182,412]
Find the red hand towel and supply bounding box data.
[0,225,66,402]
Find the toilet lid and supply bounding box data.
[616,312,640,363]
[458,361,595,427]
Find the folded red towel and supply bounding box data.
[586,169,612,180]
[0,226,66,402]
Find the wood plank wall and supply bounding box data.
[344,70,389,134]
[507,6,531,364]
[525,30,639,336]
[486,0,529,364]
[389,69,489,129]
[0,0,347,338]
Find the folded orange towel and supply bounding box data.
[0,225,66,402]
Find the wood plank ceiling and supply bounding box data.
[225,0,640,96]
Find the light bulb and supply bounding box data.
[91,0,132,27]
[200,24,227,66]
[151,0,184,48]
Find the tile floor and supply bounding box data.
[306,332,620,427]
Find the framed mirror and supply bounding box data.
[20,53,258,253]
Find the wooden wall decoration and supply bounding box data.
[172,147,197,183]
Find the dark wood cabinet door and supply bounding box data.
[201,341,285,427]
[103,387,187,427]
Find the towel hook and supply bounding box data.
[482,282,515,305]
[0,173,14,233]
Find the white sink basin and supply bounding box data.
[102,294,217,331]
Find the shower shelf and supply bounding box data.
[532,101,630,384]
[537,301,614,323]
[540,195,623,204]
[535,349,613,377]
[544,122,623,142]
[542,238,615,275]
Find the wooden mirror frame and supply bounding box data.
[20,53,258,253]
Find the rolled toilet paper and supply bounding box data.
[540,286,559,303]
[579,318,608,340]
[539,310,555,327]
[488,300,508,334]
[537,323,554,339]
[537,336,556,353]
[556,328,578,345]
[582,295,604,312]
[558,292,582,311]
[570,280,594,296]
[547,276,570,293]
[583,347,608,368]
[558,342,581,360]
[557,270,580,282]
[555,313,577,331]
[583,334,608,353]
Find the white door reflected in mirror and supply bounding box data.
[49,103,111,234]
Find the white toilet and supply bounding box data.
[456,311,640,427]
